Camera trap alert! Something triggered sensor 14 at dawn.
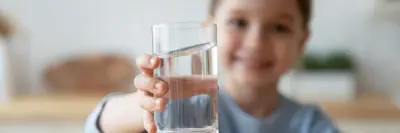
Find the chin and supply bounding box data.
[233,71,278,89]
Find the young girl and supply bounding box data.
[85,0,339,133]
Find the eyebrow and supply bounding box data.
[226,9,247,16]
[225,8,297,24]
[276,14,294,22]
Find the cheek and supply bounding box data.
[273,41,301,72]
[218,30,241,69]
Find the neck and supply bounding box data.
[222,78,280,118]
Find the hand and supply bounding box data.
[134,54,217,133]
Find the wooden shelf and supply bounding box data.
[319,92,400,120]
[0,94,103,122]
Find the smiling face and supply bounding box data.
[213,0,309,89]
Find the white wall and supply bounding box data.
[2,0,400,94]
[307,0,400,93]
[0,0,209,93]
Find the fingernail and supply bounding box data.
[145,123,151,131]
[153,99,161,111]
[150,56,156,65]
[144,122,149,130]
[155,82,162,90]
[153,98,161,106]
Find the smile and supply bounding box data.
[234,56,274,70]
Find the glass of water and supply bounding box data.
[152,22,218,133]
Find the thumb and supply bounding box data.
[143,111,157,133]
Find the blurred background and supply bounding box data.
[1,0,400,133]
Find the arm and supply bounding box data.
[84,93,213,133]
[84,93,146,133]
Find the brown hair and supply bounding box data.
[208,0,312,28]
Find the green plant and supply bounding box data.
[300,52,354,71]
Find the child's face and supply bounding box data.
[214,0,309,88]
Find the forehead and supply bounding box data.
[216,0,301,20]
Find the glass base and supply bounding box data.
[157,128,218,133]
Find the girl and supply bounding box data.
[85,0,339,133]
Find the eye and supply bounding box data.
[228,18,248,30]
[270,24,291,33]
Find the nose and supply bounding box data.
[243,25,274,55]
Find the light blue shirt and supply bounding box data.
[85,89,339,133]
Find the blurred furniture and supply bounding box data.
[285,71,357,103]
[0,12,15,40]
[374,0,400,22]
[43,53,134,95]
[0,37,12,103]
[0,95,96,133]
[319,92,400,133]
[283,52,356,102]
[0,12,16,103]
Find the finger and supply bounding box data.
[135,74,169,96]
[136,54,160,76]
[138,90,168,112]
[143,111,157,133]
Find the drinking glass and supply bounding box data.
[152,22,218,133]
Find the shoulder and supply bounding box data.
[290,103,340,133]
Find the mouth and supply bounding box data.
[233,56,274,70]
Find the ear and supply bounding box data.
[292,29,310,70]
[298,28,310,53]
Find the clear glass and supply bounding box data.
[152,22,218,133]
